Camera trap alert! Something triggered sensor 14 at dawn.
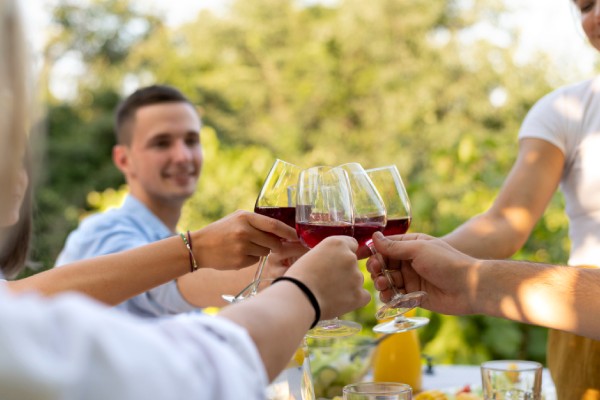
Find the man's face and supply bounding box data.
[116,102,203,207]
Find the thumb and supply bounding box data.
[372,231,412,259]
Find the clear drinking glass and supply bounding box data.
[296,165,361,338]
[221,159,301,303]
[366,165,429,334]
[481,360,542,400]
[343,382,412,400]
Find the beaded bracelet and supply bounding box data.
[179,231,199,273]
[273,276,321,329]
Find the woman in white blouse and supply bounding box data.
[0,1,371,399]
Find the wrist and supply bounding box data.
[188,229,206,269]
[273,276,320,328]
[266,279,316,331]
[179,231,199,273]
[470,259,494,315]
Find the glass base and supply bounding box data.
[373,316,429,334]
[221,278,267,304]
[221,294,239,304]
[306,319,362,338]
[375,291,427,320]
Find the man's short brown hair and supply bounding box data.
[114,85,194,145]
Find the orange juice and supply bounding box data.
[372,310,422,391]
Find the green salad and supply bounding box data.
[307,338,374,399]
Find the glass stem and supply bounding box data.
[367,240,402,297]
[248,254,269,297]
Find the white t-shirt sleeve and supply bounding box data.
[0,287,268,400]
[518,88,570,155]
[517,79,595,171]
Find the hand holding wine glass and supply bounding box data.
[284,235,371,322]
[193,209,298,271]
[222,159,301,303]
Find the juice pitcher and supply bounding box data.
[372,309,422,392]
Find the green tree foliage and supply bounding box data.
[32,0,164,268]
[35,0,572,364]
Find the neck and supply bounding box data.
[130,191,183,233]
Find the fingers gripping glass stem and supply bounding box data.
[367,241,426,314]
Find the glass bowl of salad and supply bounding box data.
[305,335,377,399]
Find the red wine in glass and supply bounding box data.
[383,217,411,236]
[296,166,361,338]
[354,216,386,247]
[254,206,296,229]
[296,222,353,249]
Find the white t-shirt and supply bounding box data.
[519,75,600,267]
[0,284,268,399]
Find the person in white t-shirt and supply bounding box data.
[437,2,600,399]
[0,1,371,399]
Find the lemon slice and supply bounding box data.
[292,347,305,365]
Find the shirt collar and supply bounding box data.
[121,195,174,239]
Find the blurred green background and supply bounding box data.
[30,0,580,365]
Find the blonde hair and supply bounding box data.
[0,0,28,193]
[0,0,32,278]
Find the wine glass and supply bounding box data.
[221,159,301,303]
[338,163,387,251]
[365,165,429,334]
[296,165,361,338]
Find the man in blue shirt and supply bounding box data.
[56,85,300,317]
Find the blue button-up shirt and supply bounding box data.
[56,195,198,317]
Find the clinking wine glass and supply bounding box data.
[296,165,362,338]
[338,163,387,251]
[221,159,301,303]
[365,165,429,334]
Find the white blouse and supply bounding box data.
[0,284,268,399]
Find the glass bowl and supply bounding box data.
[305,335,377,399]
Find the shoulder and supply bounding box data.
[535,77,598,111]
[76,207,148,240]
[56,208,150,265]
[518,77,600,161]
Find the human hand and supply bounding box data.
[261,240,308,279]
[286,236,371,320]
[192,210,298,271]
[366,232,480,315]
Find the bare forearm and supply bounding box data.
[475,260,600,340]
[443,213,529,259]
[219,281,313,381]
[8,236,189,305]
[177,265,257,307]
[445,140,564,259]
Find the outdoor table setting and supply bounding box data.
[230,159,555,400]
[269,353,556,399]
[418,364,556,399]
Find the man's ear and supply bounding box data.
[112,145,130,176]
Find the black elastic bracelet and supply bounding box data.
[273,276,321,329]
